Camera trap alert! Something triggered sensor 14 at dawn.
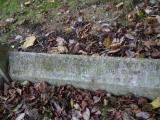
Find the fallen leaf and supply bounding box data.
[22,36,36,49]
[103,99,108,106]
[95,110,101,115]
[0,96,7,101]
[130,104,139,110]
[15,35,23,41]
[79,50,87,55]
[16,88,22,95]
[26,108,40,120]
[125,33,134,40]
[57,45,68,53]
[116,2,124,9]
[16,113,25,120]
[48,47,59,53]
[91,106,99,113]
[72,110,82,120]
[125,50,135,58]
[93,96,100,104]
[12,103,23,112]
[74,103,80,110]
[21,80,30,86]
[83,108,90,120]
[145,26,154,35]
[146,16,155,25]
[154,25,160,33]
[136,111,150,119]
[150,97,160,109]
[145,8,152,14]
[156,15,160,24]
[5,18,16,23]
[110,43,122,50]
[52,100,62,113]
[103,37,112,49]
[64,27,73,33]
[81,100,87,111]
[143,40,157,49]
[127,14,135,22]
[24,1,31,6]
[151,52,160,59]
[56,37,66,46]
[34,82,48,92]
[70,98,74,108]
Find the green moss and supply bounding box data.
[0,0,61,19]
[0,0,20,19]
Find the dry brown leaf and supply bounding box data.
[146,16,155,25]
[110,43,122,50]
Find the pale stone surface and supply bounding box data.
[9,52,160,99]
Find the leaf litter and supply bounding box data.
[5,0,160,59]
[0,80,159,120]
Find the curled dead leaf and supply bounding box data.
[108,48,121,54]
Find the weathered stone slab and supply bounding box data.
[9,52,160,99]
